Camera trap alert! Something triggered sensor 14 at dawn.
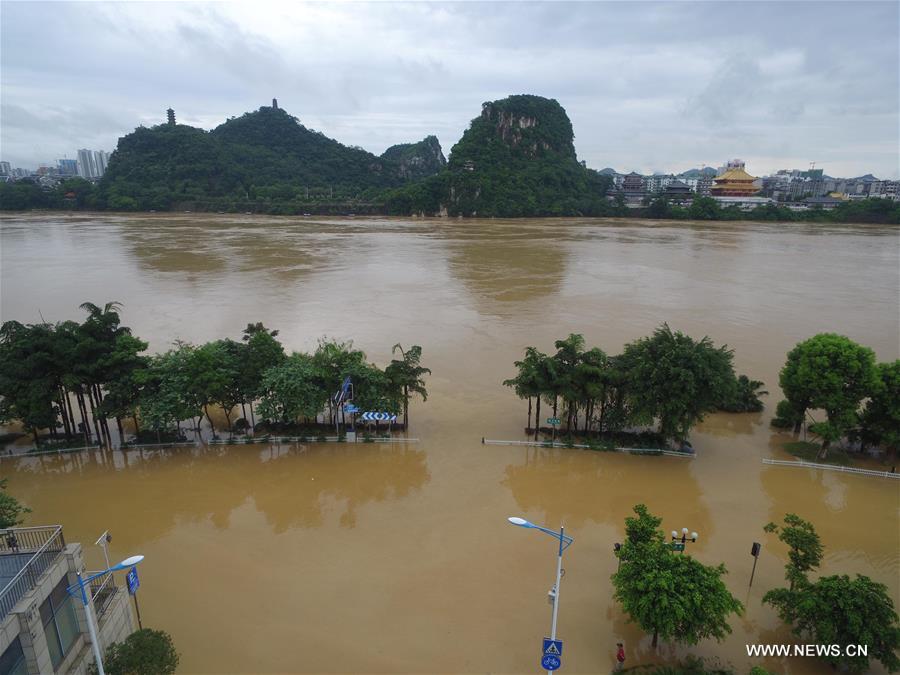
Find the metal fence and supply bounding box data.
[762,458,900,479]
[88,573,117,621]
[0,526,66,618]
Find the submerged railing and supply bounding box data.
[0,526,66,618]
[762,458,900,479]
[481,438,694,458]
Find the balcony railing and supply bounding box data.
[0,526,66,619]
[88,572,117,621]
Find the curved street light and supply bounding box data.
[507,517,573,674]
[67,555,145,675]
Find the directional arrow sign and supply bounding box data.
[360,412,398,422]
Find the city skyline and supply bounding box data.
[1,2,898,178]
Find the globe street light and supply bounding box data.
[670,527,698,553]
[67,555,145,675]
[508,517,574,673]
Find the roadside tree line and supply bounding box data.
[503,326,766,447]
[0,303,430,446]
[772,333,898,458]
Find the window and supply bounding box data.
[39,577,80,670]
[0,637,28,675]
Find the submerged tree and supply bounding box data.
[620,324,735,444]
[778,333,877,457]
[763,514,900,673]
[386,344,430,428]
[612,504,743,648]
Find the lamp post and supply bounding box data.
[68,554,144,675]
[670,527,698,553]
[508,516,574,674]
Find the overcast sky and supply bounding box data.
[2,1,898,178]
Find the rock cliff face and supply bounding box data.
[382,94,610,217]
[381,136,446,181]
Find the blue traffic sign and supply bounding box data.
[343,404,359,413]
[126,566,140,595]
[543,638,563,656]
[541,654,561,671]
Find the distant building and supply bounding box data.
[621,171,645,204]
[167,108,176,126]
[272,98,278,109]
[0,161,10,177]
[711,163,759,197]
[76,150,109,179]
[663,179,693,203]
[57,159,77,176]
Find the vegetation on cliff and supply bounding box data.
[384,95,614,216]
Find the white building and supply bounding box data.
[76,150,110,179]
[1,525,136,674]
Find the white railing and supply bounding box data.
[481,438,694,458]
[762,458,900,479]
[207,435,419,445]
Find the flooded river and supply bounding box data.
[1,213,898,673]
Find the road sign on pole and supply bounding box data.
[543,638,563,656]
[126,567,140,594]
[547,417,560,425]
[541,654,561,671]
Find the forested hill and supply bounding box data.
[383,94,613,217]
[381,136,447,181]
[97,105,445,210]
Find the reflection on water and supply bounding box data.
[1,213,898,674]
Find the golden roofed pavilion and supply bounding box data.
[711,166,759,197]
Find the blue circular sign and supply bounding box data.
[541,654,561,671]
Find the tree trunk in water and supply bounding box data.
[818,438,830,460]
[115,417,124,444]
[86,388,103,446]
[58,387,72,440]
[132,414,140,435]
[527,397,532,431]
[63,387,76,437]
[76,391,91,443]
[553,396,558,417]
[204,405,215,433]
[241,401,248,424]
[534,398,541,441]
[32,428,40,446]
[249,400,256,428]
[222,405,232,431]
[404,385,409,429]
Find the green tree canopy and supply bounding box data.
[763,514,900,673]
[859,360,900,453]
[97,628,179,675]
[612,504,743,648]
[0,478,30,529]
[778,333,877,455]
[619,325,735,443]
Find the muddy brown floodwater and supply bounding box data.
[1,213,898,674]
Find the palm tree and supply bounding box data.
[386,345,431,429]
[504,346,546,431]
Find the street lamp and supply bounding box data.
[67,555,145,675]
[508,517,574,674]
[670,527,698,553]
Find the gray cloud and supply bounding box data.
[1,1,897,178]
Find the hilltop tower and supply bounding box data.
[272,98,278,110]
[167,108,176,126]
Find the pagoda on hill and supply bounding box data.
[711,160,759,197]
